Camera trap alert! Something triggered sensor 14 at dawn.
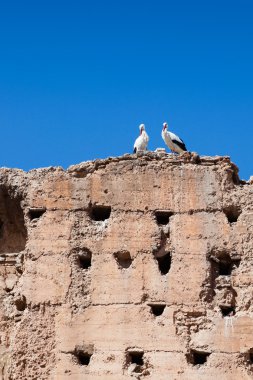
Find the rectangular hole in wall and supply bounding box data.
[156,252,171,275]
[210,254,241,279]
[155,210,173,225]
[219,260,232,276]
[114,251,132,269]
[72,344,94,366]
[223,206,242,224]
[90,205,111,221]
[28,208,46,220]
[148,303,166,317]
[77,249,92,269]
[187,350,211,365]
[126,349,144,373]
[220,305,235,317]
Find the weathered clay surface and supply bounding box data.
[0,152,252,379]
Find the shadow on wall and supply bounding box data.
[0,186,27,253]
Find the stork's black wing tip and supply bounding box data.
[133,147,137,153]
[172,139,187,152]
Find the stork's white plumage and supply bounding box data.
[162,122,187,154]
[133,124,149,153]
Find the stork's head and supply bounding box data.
[163,122,168,131]
[139,124,145,134]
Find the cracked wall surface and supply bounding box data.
[0,152,252,379]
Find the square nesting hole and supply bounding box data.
[220,305,235,317]
[90,205,111,221]
[223,206,241,224]
[28,207,46,220]
[210,254,241,278]
[156,252,172,275]
[148,303,166,317]
[187,349,211,366]
[155,210,173,225]
[77,249,92,269]
[126,349,144,373]
[219,259,233,276]
[73,345,94,366]
[114,251,133,269]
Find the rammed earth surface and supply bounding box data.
[0,152,252,379]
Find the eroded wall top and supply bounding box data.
[0,152,252,380]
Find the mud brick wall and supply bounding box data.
[0,152,252,379]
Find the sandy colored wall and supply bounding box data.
[0,152,252,379]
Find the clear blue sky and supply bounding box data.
[0,1,252,179]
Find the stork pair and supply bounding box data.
[133,123,187,154]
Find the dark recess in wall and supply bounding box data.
[0,186,27,253]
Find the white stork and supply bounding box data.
[133,124,149,153]
[162,122,187,154]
